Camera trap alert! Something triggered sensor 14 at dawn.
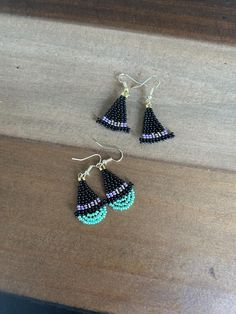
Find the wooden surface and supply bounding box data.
[0,14,236,171]
[1,135,236,314]
[1,3,236,313]
[0,0,236,43]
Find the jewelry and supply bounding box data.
[139,76,175,143]
[95,141,135,211]
[96,73,145,133]
[72,141,135,225]
[72,154,107,225]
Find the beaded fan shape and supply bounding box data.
[96,95,130,133]
[139,107,175,144]
[100,168,135,210]
[74,180,107,225]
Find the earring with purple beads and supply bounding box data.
[72,154,108,225]
[139,77,175,144]
[95,140,135,211]
[71,141,135,225]
[96,73,145,134]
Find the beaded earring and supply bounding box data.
[139,78,175,144]
[72,154,107,225]
[96,73,145,133]
[95,141,135,211]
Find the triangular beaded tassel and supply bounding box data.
[96,94,130,133]
[100,168,135,211]
[74,180,107,225]
[139,107,175,143]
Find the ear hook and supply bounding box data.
[72,153,102,181]
[93,139,123,168]
[137,75,155,88]
[72,153,102,163]
[118,73,149,97]
[148,78,161,100]
[118,73,143,89]
[142,75,161,107]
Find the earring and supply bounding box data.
[139,77,175,144]
[96,73,145,133]
[72,154,107,225]
[95,141,136,211]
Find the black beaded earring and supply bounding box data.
[139,78,175,144]
[96,73,145,133]
[95,141,135,211]
[71,141,136,225]
[72,154,107,225]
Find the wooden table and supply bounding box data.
[0,1,236,313]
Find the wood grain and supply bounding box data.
[1,135,236,314]
[0,15,236,172]
[0,0,236,43]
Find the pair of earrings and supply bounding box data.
[96,73,175,144]
[72,142,135,225]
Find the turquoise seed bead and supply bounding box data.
[78,206,107,225]
[109,188,135,211]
